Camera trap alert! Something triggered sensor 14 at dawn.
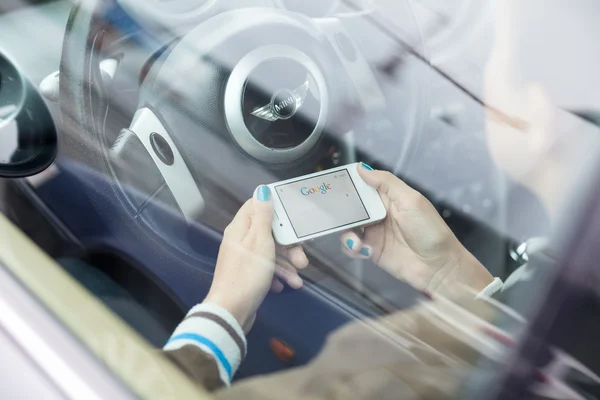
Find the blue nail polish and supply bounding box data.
[346,238,354,250]
[361,162,374,171]
[257,185,271,202]
[360,247,370,257]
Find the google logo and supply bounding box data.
[301,183,332,196]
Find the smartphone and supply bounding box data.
[268,163,387,246]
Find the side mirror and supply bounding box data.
[0,52,57,178]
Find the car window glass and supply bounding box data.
[1,1,600,399]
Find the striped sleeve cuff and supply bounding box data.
[164,303,247,385]
[476,277,504,298]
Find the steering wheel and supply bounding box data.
[59,0,425,263]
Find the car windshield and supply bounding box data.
[1,0,600,399]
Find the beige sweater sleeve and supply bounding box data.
[165,296,501,399]
[213,296,500,400]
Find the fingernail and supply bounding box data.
[346,238,354,250]
[257,185,271,202]
[361,162,374,171]
[360,247,370,257]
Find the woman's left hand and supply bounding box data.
[205,186,309,331]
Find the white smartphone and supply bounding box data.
[268,163,387,246]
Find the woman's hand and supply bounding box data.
[341,164,493,297]
[205,186,309,331]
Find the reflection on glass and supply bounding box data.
[0,55,28,166]
[0,120,18,164]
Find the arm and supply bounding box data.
[163,186,308,390]
[340,163,494,298]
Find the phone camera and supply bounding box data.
[280,223,283,227]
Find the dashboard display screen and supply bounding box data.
[275,169,369,238]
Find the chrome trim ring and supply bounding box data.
[224,45,329,163]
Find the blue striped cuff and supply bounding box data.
[164,303,247,384]
[166,333,232,380]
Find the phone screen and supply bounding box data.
[275,169,370,238]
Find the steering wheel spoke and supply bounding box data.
[120,107,206,221]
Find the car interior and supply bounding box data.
[0,0,555,382]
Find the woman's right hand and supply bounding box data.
[340,163,494,297]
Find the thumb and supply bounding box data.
[357,162,413,203]
[250,185,275,237]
